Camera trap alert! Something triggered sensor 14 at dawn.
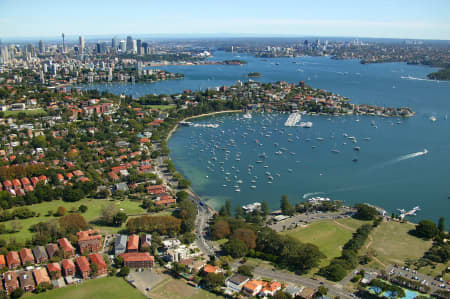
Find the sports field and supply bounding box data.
[148,276,223,299]
[31,277,145,299]
[2,198,146,242]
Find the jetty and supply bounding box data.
[179,121,219,128]
[398,206,421,220]
[284,112,301,127]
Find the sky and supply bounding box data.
[1,0,450,40]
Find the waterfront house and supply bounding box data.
[7,251,20,269]
[58,238,75,258]
[120,252,154,268]
[225,274,249,293]
[33,267,51,286]
[88,253,107,276]
[18,271,35,292]
[127,234,139,253]
[77,230,102,254]
[4,271,19,295]
[75,256,91,279]
[19,248,34,266]
[61,259,75,277]
[33,246,48,263]
[114,234,127,256]
[47,262,61,279]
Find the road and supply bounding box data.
[253,266,354,299]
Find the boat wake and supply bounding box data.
[302,191,326,199]
[370,149,428,171]
[400,76,436,82]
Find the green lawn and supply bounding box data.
[4,108,47,117]
[362,220,433,268]
[149,276,223,299]
[1,198,146,242]
[28,277,144,299]
[283,218,368,268]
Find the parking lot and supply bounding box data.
[128,269,165,294]
[387,265,450,293]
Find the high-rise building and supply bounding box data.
[126,36,133,52]
[119,40,126,52]
[136,39,142,55]
[61,33,65,53]
[79,36,85,54]
[142,42,150,55]
[112,36,118,50]
[38,40,44,54]
[132,40,137,53]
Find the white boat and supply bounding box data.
[430,116,437,122]
[299,121,313,128]
[235,189,241,192]
[243,111,252,119]
[250,185,256,189]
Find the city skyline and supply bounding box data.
[1,0,450,40]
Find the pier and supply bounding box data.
[399,206,421,220]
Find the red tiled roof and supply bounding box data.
[88,253,106,268]
[47,262,61,273]
[120,252,154,263]
[127,235,139,251]
[61,259,75,269]
[203,264,218,273]
[75,256,91,272]
[33,267,50,285]
[58,238,74,251]
[77,230,101,242]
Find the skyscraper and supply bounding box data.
[79,36,85,54]
[137,39,142,55]
[112,36,118,50]
[38,40,44,54]
[132,40,137,53]
[61,33,65,53]
[126,36,133,52]
[119,40,126,52]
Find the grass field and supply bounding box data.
[2,198,146,242]
[4,108,47,117]
[148,276,223,299]
[362,220,433,268]
[29,277,145,299]
[283,218,367,267]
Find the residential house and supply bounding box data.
[77,230,102,254]
[203,264,219,274]
[0,254,5,268]
[4,271,19,294]
[260,281,282,297]
[7,251,20,269]
[18,271,35,292]
[45,243,59,258]
[127,234,139,253]
[225,274,250,293]
[88,253,107,276]
[47,263,61,279]
[33,246,48,263]
[33,267,51,286]
[19,248,35,266]
[75,256,91,279]
[166,246,189,262]
[139,234,151,251]
[58,238,75,258]
[243,280,264,297]
[284,285,304,298]
[61,259,75,277]
[154,195,176,207]
[114,234,127,256]
[120,252,154,268]
[300,287,316,299]
[146,184,166,195]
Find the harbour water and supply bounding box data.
[83,52,450,227]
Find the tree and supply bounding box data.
[438,217,445,233]
[237,265,253,277]
[201,273,225,290]
[222,239,248,258]
[353,204,378,220]
[56,206,67,216]
[235,205,244,219]
[10,288,24,299]
[118,266,130,277]
[274,291,292,299]
[113,212,128,226]
[176,191,189,202]
[316,286,328,297]
[415,220,439,239]
[101,203,119,226]
[232,228,257,249]
[91,262,98,276]
[78,205,88,213]
[281,195,294,216]
[261,200,269,219]
[318,263,347,281]
[59,213,88,235]
[225,200,232,217]
[178,178,191,189]
[211,220,230,240]
[181,232,196,244]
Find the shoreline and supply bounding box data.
[165,109,242,142]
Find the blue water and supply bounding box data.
[81,52,450,227]
[369,286,424,299]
